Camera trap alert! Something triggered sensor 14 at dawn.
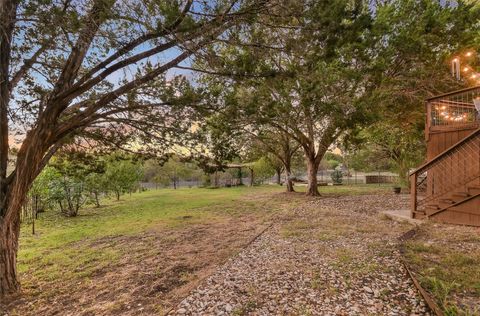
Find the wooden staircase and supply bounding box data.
[410,129,480,226]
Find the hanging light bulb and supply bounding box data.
[452,58,461,79]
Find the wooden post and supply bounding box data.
[249,168,254,187]
[410,172,417,218]
[238,167,243,185]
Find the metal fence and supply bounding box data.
[140,170,400,190]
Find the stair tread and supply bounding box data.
[439,198,456,204]
[452,192,470,197]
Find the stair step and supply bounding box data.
[439,198,456,204]
[452,192,470,198]
[425,204,440,210]
[467,185,480,193]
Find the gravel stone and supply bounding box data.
[169,194,431,315]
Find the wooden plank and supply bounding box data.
[427,85,480,101]
[410,173,417,218]
[413,129,479,175]
[428,192,480,218]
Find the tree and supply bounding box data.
[85,173,107,208]
[323,152,343,170]
[37,152,106,216]
[199,0,480,197]
[0,0,269,294]
[27,167,60,217]
[343,146,394,173]
[51,171,87,217]
[266,154,284,185]
[331,169,343,185]
[248,132,300,192]
[231,131,300,191]
[200,0,379,196]
[104,159,142,200]
[343,0,480,185]
[145,156,196,189]
[252,157,275,184]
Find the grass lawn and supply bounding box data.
[19,186,278,269]
[5,184,395,315]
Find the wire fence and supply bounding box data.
[140,170,400,189]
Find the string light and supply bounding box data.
[451,50,478,83]
[443,50,480,124]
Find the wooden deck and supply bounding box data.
[411,86,480,226]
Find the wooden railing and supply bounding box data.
[427,86,480,133]
[410,128,480,215]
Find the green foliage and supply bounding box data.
[323,153,343,170]
[343,145,395,173]
[343,0,480,184]
[331,170,343,185]
[30,153,109,217]
[104,158,143,200]
[85,173,107,207]
[252,157,275,184]
[143,156,203,189]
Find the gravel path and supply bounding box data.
[169,194,431,315]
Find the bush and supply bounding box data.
[331,169,343,184]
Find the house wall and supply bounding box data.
[426,126,478,160]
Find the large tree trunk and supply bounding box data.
[306,158,320,196]
[285,166,295,193]
[0,216,20,296]
[275,168,281,185]
[0,0,20,296]
[0,154,39,296]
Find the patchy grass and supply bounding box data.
[294,183,394,196]
[7,185,293,316]
[5,183,406,315]
[18,186,282,267]
[403,224,480,316]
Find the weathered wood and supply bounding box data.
[412,85,480,226]
[410,173,417,218]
